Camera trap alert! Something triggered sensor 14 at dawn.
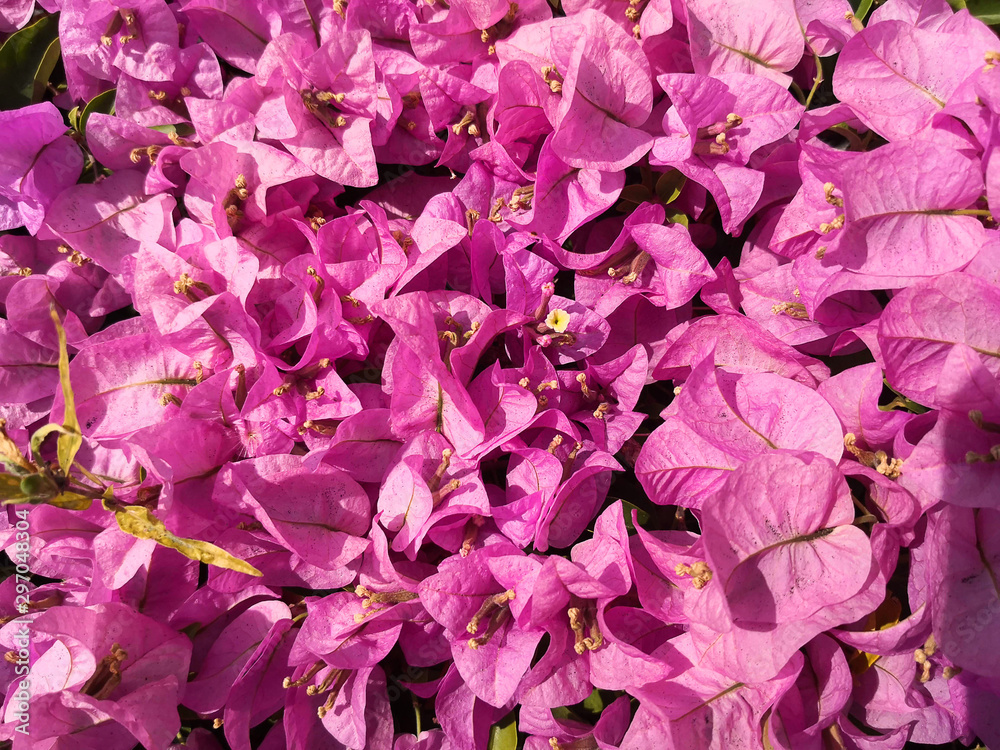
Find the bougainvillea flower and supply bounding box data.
[7,1,1000,746]
[765,634,853,748]
[685,0,806,86]
[0,103,83,235]
[0,0,33,31]
[700,451,876,627]
[653,72,804,167]
[377,429,489,558]
[879,272,1000,409]
[637,350,843,509]
[253,32,378,186]
[819,141,988,288]
[23,602,192,748]
[626,632,804,749]
[925,505,1000,679]
[897,410,1000,510]
[45,170,175,275]
[506,137,625,243]
[179,0,271,74]
[59,0,181,98]
[228,455,371,570]
[652,314,830,386]
[418,538,544,706]
[54,323,200,441]
[547,10,654,172]
[817,362,914,452]
[834,17,996,141]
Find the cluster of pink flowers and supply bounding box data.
[1,0,999,747]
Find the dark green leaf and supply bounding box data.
[550,706,581,722]
[79,89,116,133]
[31,38,61,104]
[0,14,61,110]
[879,380,931,414]
[621,500,650,533]
[655,170,687,205]
[965,0,1000,23]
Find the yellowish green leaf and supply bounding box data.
[0,474,26,501]
[581,687,605,714]
[655,170,687,205]
[619,184,654,204]
[0,422,33,474]
[114,504,263,576]
[487,712,517,750]
[50,304,82,473]
[73,461,108,489]
[30,422,65,462]
[49,491,93,510]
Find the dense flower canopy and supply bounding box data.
[0,0,999,748]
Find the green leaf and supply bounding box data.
[855,0,875,22]
[621,500,650,533]
[113,504,263,576]
[618,184,654,205]
[879,380,931,414]
[487,712,517,750]
[965,0,1000,23]
[31,37,61,104]
[50,305,82,473]
[0,472,56,505]
[655,170,687,205]
[0,14,61,110]
[147,122,196,140]
[0,471,92,509]
[550,706,581,722]
[582,688,605,715]
[79,89,116,133]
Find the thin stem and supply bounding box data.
[789,80,806,105]
[830,125,864,151]
[804,45,823,110]
[851,494,870,517]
